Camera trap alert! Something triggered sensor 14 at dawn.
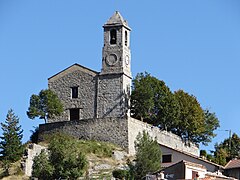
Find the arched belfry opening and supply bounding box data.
[125,31,128,46]
[110,29,117,44]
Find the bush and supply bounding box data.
[112,169,129,179]
[32,134,88,179]
[30,127,39,143]
[32,150,53,180]
[78,140,115,157]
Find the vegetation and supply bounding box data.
[27,89,64,123]
[131,72,178,125]
[30,127,39,143]
[173,90,219,145]
[129,131,162,179]
[112,169,129,179]
[32,134,88,179]
[32,150,53,179]
[131,72,220,145]
[0,109,24,175]
[213,133,240,166]
[42,133,115,157]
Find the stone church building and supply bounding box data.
[39,12,224,175]
[48,11,131,123]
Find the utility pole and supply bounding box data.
[225,130,232,157]
[229,130,232,157]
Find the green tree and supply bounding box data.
[131,72,179,130]
[131,72,157,121]
[213,133,240,165]
[131,72,219,145]
[32,150,54,180]
[49,134,88,179]
[27,89,64,123]
[200,150,207,157]
[201,109,220,144]
[129,131,161,179]
[214,147,228,166]
[174,90,219,145]
[0,109,24,163]
[229,133,240,158]
[174,90,205,143]
[32,134,88,179]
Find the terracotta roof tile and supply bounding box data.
[225,159,240,169]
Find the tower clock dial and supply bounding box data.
[106,54,118,66]
[125,55,129,66]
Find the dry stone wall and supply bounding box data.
[39,116,199,157]
[39,117,129,150]
[127,117,199,156]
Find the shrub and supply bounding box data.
[112,169,129,179]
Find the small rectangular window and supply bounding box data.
[71,87,78,98]
[162,154,172,163]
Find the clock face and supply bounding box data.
[106,54,118,66]
[125,55,129,66]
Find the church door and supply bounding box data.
[70,108,80,120]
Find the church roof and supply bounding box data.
[104,11,131,30]
[48,63,99,82]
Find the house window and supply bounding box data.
[125,31,128,46]
[110,29,117,44]
[70,108,80,120]
[71,87,78,98]
[192,171,199,179]
[162,154,172,163]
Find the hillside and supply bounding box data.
[0,136,131,180]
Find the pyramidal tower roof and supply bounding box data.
[104,11,131,30]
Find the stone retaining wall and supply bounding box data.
[39,117,129,150]
[39,117,199,156]
[128,117,199,156]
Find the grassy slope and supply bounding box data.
[0,136,129,179]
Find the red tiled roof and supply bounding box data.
[160,143,223,168]
[225,159,240,169]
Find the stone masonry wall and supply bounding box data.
[48,66,98,122]
[39,116,199,157]
[127,117,199,156]
[39,117,129,150]
[97,74,124,118]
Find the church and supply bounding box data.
[39,12,225,177]
[47,11,131,123]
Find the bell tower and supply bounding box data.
[101,11,131,77]
[97,11,132,118]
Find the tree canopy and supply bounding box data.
[129,131,162,179]
[131,72,179,128]
[173,90,219,145]
[32,134,88,179]
[131,72,220,145]
[27,89,64,123]
[213,133,240,166]
[0,109,24,164]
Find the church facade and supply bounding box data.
[48,11,131,123]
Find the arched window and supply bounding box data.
[110,29,117,44]
[125,31,128,46]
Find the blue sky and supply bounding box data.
[1,0,240,153]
